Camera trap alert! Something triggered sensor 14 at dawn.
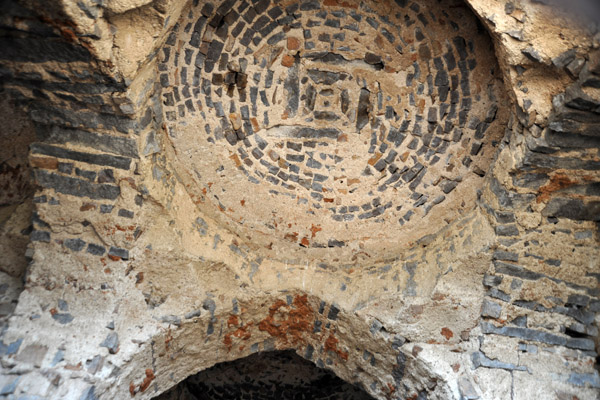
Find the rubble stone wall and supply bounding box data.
[0,0,598,399]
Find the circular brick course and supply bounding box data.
[161,0,506,264]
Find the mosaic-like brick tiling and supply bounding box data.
[160,0,507,263]
[0,0,598,399]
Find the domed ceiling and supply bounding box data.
[160,0,507,265]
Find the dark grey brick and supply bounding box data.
[494,211,516,224]
[494,261,545,281]
[545,258,561,267]
[441,180,458,194]
[267,31,285,45]
[100,204,114,214]
[36,126,138,158]
[481,321,594,350]
[206,40,224,61]
[231,20,245,37]
[327,304,340,320]
[75,168,96,182]
[201,2,214,16]
[254,0,269,14]
[493,251,519,262]
[65,238,86,252]
[30,231,50,242]
[31,144,131,170]
[160,73,169,87]
[483,274,503,287]
[392,352,406,386]
[524,152,600,170]
[267,6,283,19]
[512,173,548,189]
[97,169,115,184]
[471,351,527,371]
[0,38,91,63]
[356,88,370,131]
[495,224,519,236]
[35,171,120,200]
[252,15,270,31]
[299,0,319,11]
[108,247,129,260]
[487,287,511,302]
[567,373,600,388]
[327,239,345,247]
[567,294,590,307]
[324,18,340,28]
[57,162,74,174]
[86,243,106,256]
[542,197,600,221]
[118,209,134,219]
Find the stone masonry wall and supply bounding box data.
[0,0,598,399]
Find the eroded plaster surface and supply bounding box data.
[0,0,598,399]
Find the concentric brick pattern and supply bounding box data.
[160,0,505,261]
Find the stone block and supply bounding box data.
[542,197,600,221]
[108,247,129,260]
[481,322,593,350]
[546,130,600,148]
[567,372,600,388]
[327,304,340,320]
[495,224,519,236]
[471,351,526,371]
[87,243,106,256]
[31,143,131,170]
[100,332,119,354]
[30,230,50,242]
[35,171,120,200]
[65,238,86,252]
[481,299,502,318]
[493,261,545,281]
[492,251,518,262]
[489,178,536,209]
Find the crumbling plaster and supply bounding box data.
[0,0,598,399]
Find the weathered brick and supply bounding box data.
[495,224,519,236]
[31,143,131,170]
[481,299,502,318]
[542,197,600,221]
[86,243,106,256]
[65,238,86,252]
[30,231,50,242]
[108,247,129,260]
[0,37,91,63]
[35,170,120,200]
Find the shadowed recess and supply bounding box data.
[153,350,375,400]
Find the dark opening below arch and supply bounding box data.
[153,350,376,400]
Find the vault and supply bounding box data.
[159,0,508,266]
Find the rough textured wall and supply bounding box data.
[0,0,598,399]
